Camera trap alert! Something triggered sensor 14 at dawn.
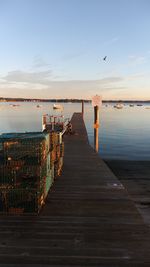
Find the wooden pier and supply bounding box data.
[0,112,150,266]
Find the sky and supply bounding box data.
[0,0,150,100]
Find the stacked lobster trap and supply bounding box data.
[0,120,64,214]
[49,132,64,177]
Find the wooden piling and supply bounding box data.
[94,105,99,152]
[81,100,84,116]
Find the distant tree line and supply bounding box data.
[0,97,150,103]
[0,97,91,103]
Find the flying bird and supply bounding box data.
[103,56,107,61]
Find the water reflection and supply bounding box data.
[0,102,150,160]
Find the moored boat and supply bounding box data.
[36,104,42,108]
[53,104,63,110]
[114,103,123,109]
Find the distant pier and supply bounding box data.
[0,112,150,266]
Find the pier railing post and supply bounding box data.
[42,115,46,131]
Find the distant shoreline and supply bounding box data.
[0,98,150,103]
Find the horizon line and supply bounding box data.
[0,97,150,102]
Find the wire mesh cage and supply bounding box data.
[0,129,64,214]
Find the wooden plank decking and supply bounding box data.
[0,112,150,266]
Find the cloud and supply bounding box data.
[32,55,51,68]
[3,70,52,84]
[2,69,123,86]
[0,70,124,99]
[126,72,146,80]
[99,77,123,84]
[61,51,85,61]
[102,36,119,47]
[128,55,146,65]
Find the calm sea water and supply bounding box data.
[0,102,150,160]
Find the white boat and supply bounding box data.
[53,104,63,110]
[114,103,123,109]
